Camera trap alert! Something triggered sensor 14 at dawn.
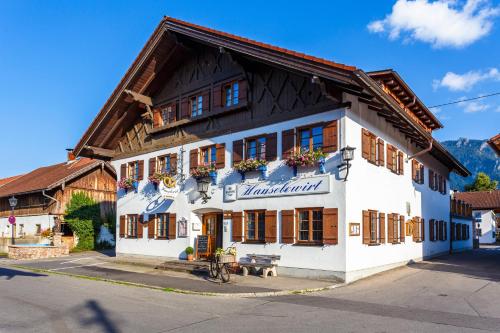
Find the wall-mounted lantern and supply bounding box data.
[196,178,211,204]
[337,146,356,181]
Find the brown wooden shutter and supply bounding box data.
[120,164,126,179]
[442,179,446,194]
[322,120,338,153]
[170,153,177,175]
[323,208,338,245]
[377,138,385,166]
[361,129,370,159]
[282,129,295,159]
[379,213,385,243]
[419,164,425,184]
[266,132,278,161]
[137,160,144,181]
[232,140,244,166]
[148,215,155,239]
[153,109,161,127]
[387,214,394,243]
[264,210,277,243]
[386,145,394,171]
[429,170,434,190]
[397,151,404,175]
[281,210,295,244]
[363,210,370,244]
[412,160,417,181]
[438,175,443,193]
[399,215,405,242]
[215,143,225,169]
[189,149,199,170]
[412,218,417,241]
[232,211,243,242]
[180,97,190,119]
[168,213,176,239]
[137,215,144,238]
[239,79,248,103]
[148,158,156,177]
[119,215,125,237]
[421,218,425,241]
[213,84,222,108]
[202,90,210,114]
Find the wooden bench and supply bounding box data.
[239,254,281,278]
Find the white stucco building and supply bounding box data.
[74,17,470,282]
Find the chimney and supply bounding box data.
[66,148,76,163]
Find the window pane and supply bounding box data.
[198,96,203,115]
[247,140,256,159]
[312,210,323,241]
[370,213,377,242]
[300,129,310,152]
[191,97,197,117]
[233,82,239,105]
[165,156,171,173]
[202,149,209,165]
[257,137,266,160]
[258,213,265,241]
[225,86,232,107]
[247,212,256,240]
[299,211,309,241]
[312,126,323,150]
[210,147,217,165]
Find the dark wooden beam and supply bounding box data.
[83,146,116,158]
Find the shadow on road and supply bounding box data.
[77,300,120,333]
[409,247,500,282]
[0,267,47,280]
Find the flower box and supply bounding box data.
[284,149,327,176]
[234,159,268,180]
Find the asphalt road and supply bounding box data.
[1,246,500,333]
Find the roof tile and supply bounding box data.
[454,190,500,210]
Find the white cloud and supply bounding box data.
[458,99,490,113]
[496,106,500,112]
[368,0,499,48]
[433,68,500,91]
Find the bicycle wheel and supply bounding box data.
[209,260,218,278]
[220,263,230,283]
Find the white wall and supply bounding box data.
[0,214,55,238]
[343,104,452,281]
[452,216,474,251]
[474,210,497,244]
[113,109,348,275]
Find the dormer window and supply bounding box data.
[223,81,239,107]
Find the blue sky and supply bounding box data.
[0,0,499,178]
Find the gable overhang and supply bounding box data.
[73,17,363,158]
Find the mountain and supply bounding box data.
[441,138,500,191]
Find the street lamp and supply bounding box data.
[9,196,17,245]
[337,146,356,181]
[196,178,211,204]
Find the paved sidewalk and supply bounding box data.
[2,251,337,296]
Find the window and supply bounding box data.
[190,95,203,117]
[223,81,239,107]
[369,211,379,243]
[361,129,384,165]
[413,217,424,242]
[474,212,482,223]
[160,105,175,125]
[156,213,169,238]
[389,214,400,243]
[127,161,139,180]
[246,136,266,160]
[299,126,323,153]
[387,145,397,173]
[200,146,217,166]
[127,215,138,238]
[297,208,323,243]
[245,211,265,242]
[412,160,425,184]
[157,155,171,174]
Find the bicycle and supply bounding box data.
[209,253,232,283]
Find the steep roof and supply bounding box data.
[0,158,114,198]
[0,175,23,188]
[455,190,500,210]
[488,133,500,156]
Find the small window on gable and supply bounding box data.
[190,95,203,117]
[361,129,383,165]
[223,81,239,107]
[160,104,176,125]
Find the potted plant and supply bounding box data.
[284,149,327,176]
[191,164,217,185]
[148,172,165,190]
[185,246,194,261]
[118,177,135,193]
[234,159,268,180]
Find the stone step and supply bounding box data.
[155,260,210,275]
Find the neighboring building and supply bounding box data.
[488,133,500,157]
[455,190,500,244]
[0,156,116,240]
[449,197,474,250]
[73,17,470,282]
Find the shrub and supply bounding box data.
[67,218,94,250]
[185,246,194,255]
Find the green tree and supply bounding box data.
[464,172,498,192]
[64,192,102,250]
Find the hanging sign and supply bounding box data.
[8,215,16,225]
[159,176,180,199]
[233,174,330,200]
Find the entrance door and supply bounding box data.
[202,213,223,255]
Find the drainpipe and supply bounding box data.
[42,190,60,232]
[406,139,433,162]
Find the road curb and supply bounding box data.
[7,263,342,298]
